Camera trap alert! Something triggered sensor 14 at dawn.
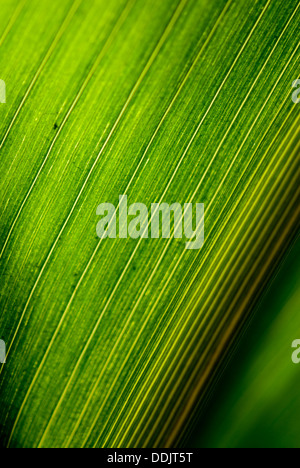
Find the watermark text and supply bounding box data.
[0,80,6,103]
[96,196,204,250]
[292,79,300,104]
[292,340,300,364]
[0,340,6,364]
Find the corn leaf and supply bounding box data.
[0,0,299,448]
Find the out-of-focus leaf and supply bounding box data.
[0,0,299,448]
[188,237,300,448]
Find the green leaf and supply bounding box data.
[0,0,299,448]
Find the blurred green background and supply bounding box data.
[188,235,300,448]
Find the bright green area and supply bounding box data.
[0,0,299,447]
[189,236,300,448]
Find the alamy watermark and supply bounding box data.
[0,80,6,103]
[96,195,204,250]
[292,79,300,104]
[0,340,6,364]
[292,340,300,364]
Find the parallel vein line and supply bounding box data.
[0,0,82,154]
[36,0,273,447]
[0,0,26,48]
[74,0,297,446]
[101,97,295,447]
[162,172,300,447]
[62,1,235,448]
[0,0,135,259]
[130,119,299,447]
[138,133,300,447]
[5,0,190,446]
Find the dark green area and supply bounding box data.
[189,236,300,448]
